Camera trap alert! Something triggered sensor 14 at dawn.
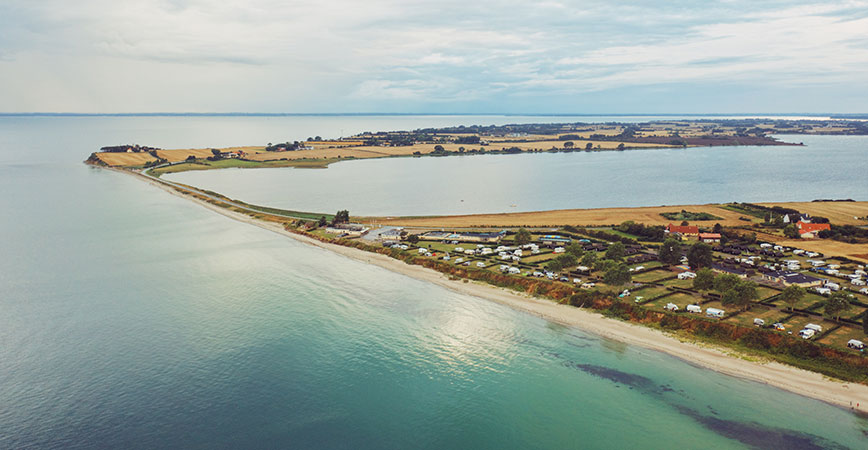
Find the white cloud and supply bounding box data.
[0,0,866,112]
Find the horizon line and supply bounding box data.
[1,112,866,118]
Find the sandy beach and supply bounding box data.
[131,169,868,411]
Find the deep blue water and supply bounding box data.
[1,115,867,449]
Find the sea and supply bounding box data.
[1,115,866,449]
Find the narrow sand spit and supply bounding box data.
[130,170,868,411]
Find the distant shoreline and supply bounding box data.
[0,112,854,118]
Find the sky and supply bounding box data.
[1,0,867,114]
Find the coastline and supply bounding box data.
[127,168,868,410]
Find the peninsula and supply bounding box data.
[86,118,868,174]
[88,118,868,410]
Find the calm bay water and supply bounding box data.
[166,134,868,216]
[1,116,867,449]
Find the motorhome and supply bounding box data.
[664,303,679,311]
[706,308,725,318]
[686,304,702,314]
[804,323,823,333]
[848,339,865,350]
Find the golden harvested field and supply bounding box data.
[758,201,868,226]
[156,148,222,162]
[774,239,868,264]
[378,204,750,228]
[95,152,158,166]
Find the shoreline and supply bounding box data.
[126,168,868,411]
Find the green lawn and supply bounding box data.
[629,261,663,271]
[781,316,837,337]
[755,286,781,301]
[723,305,789,328]
[771,292,825,311]
[632,269,673,283]
[632,285,671,299]
[149,157,335,176]
[661,277,695,289]
[819,326,867,351]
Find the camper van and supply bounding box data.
[686,304,702,314]
[664,303,679,311]
[804,323,823,333]
[706,308,725,318]
[799,329,816,339]
[753,318,765,327]
[847,339,865,350]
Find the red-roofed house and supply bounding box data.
[666,224,700,240]
[796,221,830,239]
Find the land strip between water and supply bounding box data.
[113,166,868,411]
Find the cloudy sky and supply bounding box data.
[1,0,867,113]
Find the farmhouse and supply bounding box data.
[762,271,825,288]
[666,224,699,240]
[219,150,245,159]
[796,221,831,239]
[325,223,370,236]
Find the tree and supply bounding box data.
[616,143,625,150]
[563,141,574,148]
[713,273,741,293]
[605,242,625,260]
[515,228,531,245]
[779,285,806,311]
[568,291,593,307]
[680,220,689,226]
[687,242,713,269]
[585,142,593,150]
[783,224,801,239]
[407,234,420,244]
[581,252,597,267]
[721,280,758,311]
[317,216,327,227]
[433,144,445,152]
[566,242,585,258]
[185,155,196,162]
[555,253,577,268]
[658,238,682,265]
[333,210,350,224]
[546,260,563,272]
[713,223,723,233]
[825,292,851,322]
[604,264,631,286]
[693,268,715,291]
[595,258,616,272]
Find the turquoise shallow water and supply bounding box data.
[1,116,867,448]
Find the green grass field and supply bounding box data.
[632,269,673,283]
[148,158,335,177]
